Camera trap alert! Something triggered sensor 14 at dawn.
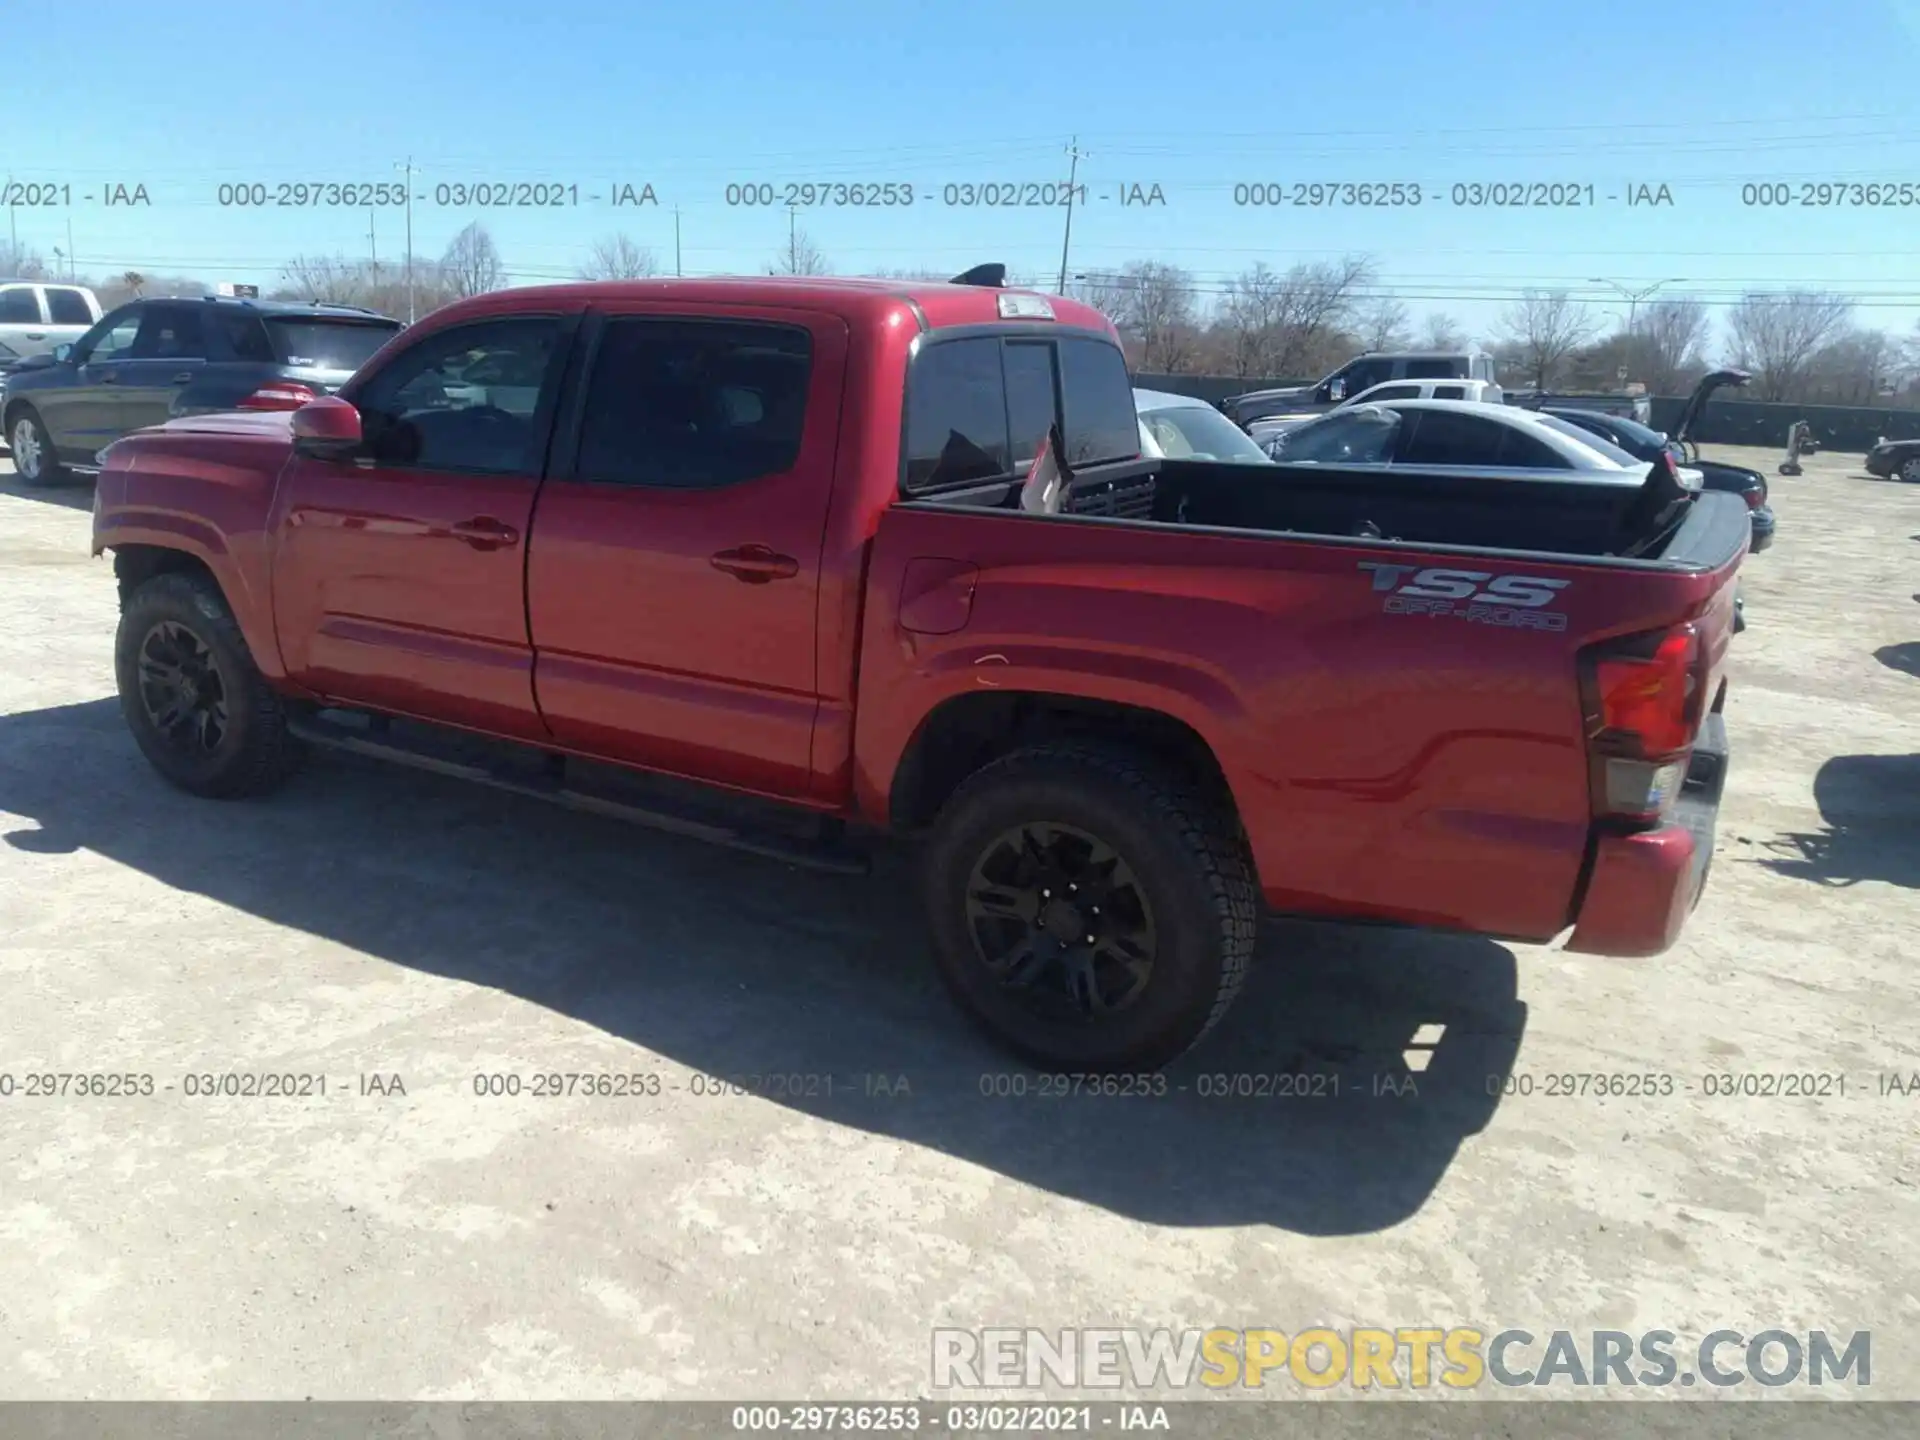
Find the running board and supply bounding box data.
[286,711,871,875]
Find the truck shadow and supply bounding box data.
[1877,642,1920,679]
[1757,752,1920,891]
[0,464,95,512]
[0,697,1526,1234]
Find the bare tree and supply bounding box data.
[1418,312,1468,349]
[1358,296,1411,352]
[1098,261,1200,372]
[773,225,830,276]
[1496,290,1601,389]
[0,240,46,279]
[1801,327,1896,405]
[120,270,147,298]
[441,222,506,298]
[272,253,453,319]
[1724,290,1854,402]
[578,233,659,280]
[1636,297,1713,395]
[1216,256,1376,379]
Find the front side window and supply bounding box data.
[1357,383,1421,403]
[353,316,563,474]
[574,318,813,488]
[1272,406,1401,464]
[81,310,143,363]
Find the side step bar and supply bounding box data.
[286,711,871,876]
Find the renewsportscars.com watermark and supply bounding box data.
[931,1327,1871,1392]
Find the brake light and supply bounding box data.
[238,382,318,411]
[1580,624,1703,823]
[1744,478,1767,510]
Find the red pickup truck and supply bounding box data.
[91,271,1745,1072]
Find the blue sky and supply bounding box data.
[9,0,1920,347]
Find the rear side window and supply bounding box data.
[0,289,39,323]
[1494,424,1572,469]
[1533,413,1641,466]
[131,306,209,360]
[209,310,276,363]
[1396,409,1505,465]
[575,317,813,489]
[46,288,94,324]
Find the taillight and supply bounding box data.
[1744,480,1767,510]
[1580,624,1703,824]
[238,382,318,411]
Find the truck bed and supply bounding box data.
[908,455,1746,569]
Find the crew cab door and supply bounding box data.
[268,312,575,739]
[526,306,847,799]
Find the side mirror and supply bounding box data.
[52,343,74,364]
[290,396,363,460]
[1326,379,1346,403]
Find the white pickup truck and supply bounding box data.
[0,281,105,365]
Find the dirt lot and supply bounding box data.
[0,443,1914,1403]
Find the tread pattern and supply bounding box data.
[120,571,306,799]
[942,739,1260,1062]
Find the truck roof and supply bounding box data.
[458,276,1119,336]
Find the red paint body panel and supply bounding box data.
[93,275,1739,957]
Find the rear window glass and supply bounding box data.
[1057,336,1138,466]
[267,319,401,372]
[902,330,1137,492]
[1533,413,1641,466]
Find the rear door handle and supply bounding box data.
[171,372,194,384]
[449,517,520,550]
[94,370,118,383]
[711,544,799,583]
[24,332,45,341]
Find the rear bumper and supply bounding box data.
[1565,712,1728,958]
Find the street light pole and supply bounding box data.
[1589,277,1684,378]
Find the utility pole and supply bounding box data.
[66,216,74,279]
[4,174,16,261]
[674,207,682,277]
[396,156,417,322]
[787,204,798,273]
[368,207,379,281]
[1057,136,1087,293]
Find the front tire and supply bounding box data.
[922,743,1258,1072]
[115,572,306,798]
[1901,457,1920,484]
[8,409,64,488]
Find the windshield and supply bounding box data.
[1141,404,1271,463]
[266,319,401,373]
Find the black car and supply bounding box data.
[1542,369,1774,556]
[2,295,402,487]
[1865,437,1920,483]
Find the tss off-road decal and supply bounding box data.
[1359,561,1571,632]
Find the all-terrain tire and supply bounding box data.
[115,571,307,798]
[922,742,1258,1072]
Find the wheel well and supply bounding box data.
[3,398,36,433]
[112,546,218,612]
[889,692,1237,832]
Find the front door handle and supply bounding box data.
[94,370,119,383]
[449,517,520,550]
[171,371,194,384]
[711,544,799,583]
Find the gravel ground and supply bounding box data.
[0,442,1914,1405]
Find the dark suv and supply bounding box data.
[3,295,402,486]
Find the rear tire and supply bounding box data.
[921,743,1258,1073]
[1901,457,1920,484]
[115,571,306,799]
[8,409,64,488]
